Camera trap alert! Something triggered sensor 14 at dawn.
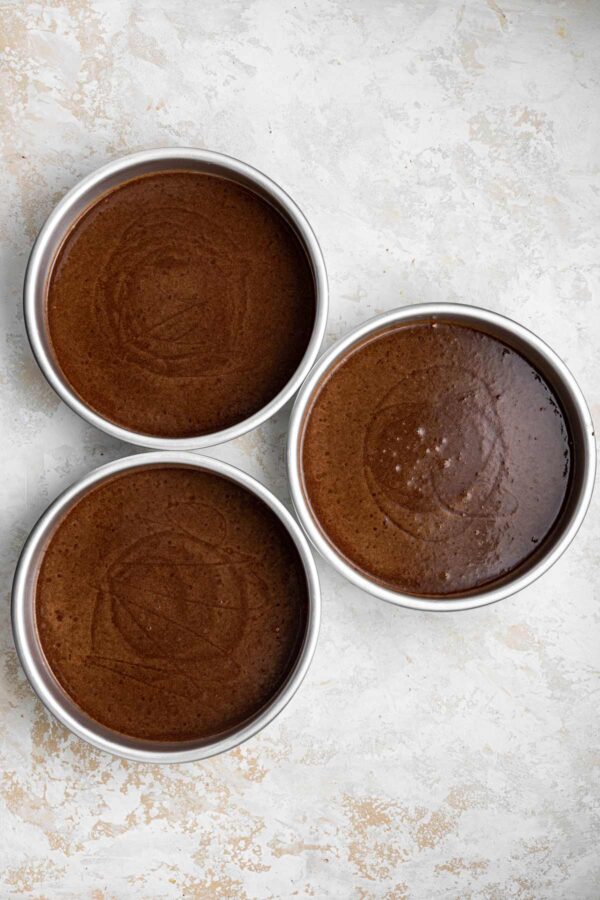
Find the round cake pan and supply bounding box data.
[287,303,595,612]
[24,148,328,450]
[12,452,321,763]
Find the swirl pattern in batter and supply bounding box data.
[36,466,308,741]
[47,171,315,437]
[301,321,571,596]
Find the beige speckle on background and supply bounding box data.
[1,1,599,897]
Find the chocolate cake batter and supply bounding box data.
[301,321,571,596]
[47,171,315,437]
[36,466,308,741]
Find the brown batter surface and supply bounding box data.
[36,466,308,741]
[302,321,571,596]
[47,171,315,437]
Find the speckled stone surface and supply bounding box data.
[1,1,599,897]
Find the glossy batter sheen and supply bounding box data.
[47,171,315,437]
[302,322,571,596]
[36,466,308,742]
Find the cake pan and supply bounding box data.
[24,148,328,450]
[287,303,595,612]
[12,452,321,763]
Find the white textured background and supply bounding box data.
[1,1,599,897]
